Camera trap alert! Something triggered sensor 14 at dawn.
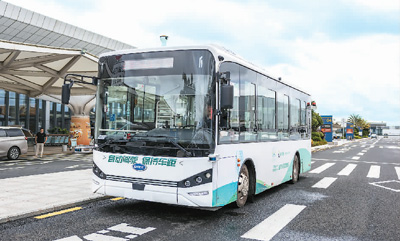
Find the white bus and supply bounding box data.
[65,45,312,208]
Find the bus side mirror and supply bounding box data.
[62,83,72,104]
[221,84,233,109]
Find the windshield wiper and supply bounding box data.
[144,135,192,157]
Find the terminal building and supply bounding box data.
[0,1,134,135]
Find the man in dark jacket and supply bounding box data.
[35,128,47,158]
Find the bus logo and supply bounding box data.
[133,163,147,171]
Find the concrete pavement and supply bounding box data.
[0,139,359,224]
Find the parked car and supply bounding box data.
[0,126,29,160]
[371,134,377,139]
[384,133,388,138]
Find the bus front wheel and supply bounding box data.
[290,155,300,184]
[236,164,250,207]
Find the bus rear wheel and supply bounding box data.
[290,155,300,184]
[236,164,250,207]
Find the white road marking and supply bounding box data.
[357,153,364,156]
[84,233,127,241]
[54,223,155,241]
[395,167,400,180]
[361,150,367,153]
[361,145,366,147]
[367,165,380,178]
[312,177,337,189]
[66,165,80,169]
[312,158,400,166]
[309,163,335,174]
[379,146,383,149]
[311,161,315,164]
[370,180,400,193]
[108,223,155,235]
[241,204,306,241]
[337,164,357,176]
[351,156,360,160]
[54,235,83,241]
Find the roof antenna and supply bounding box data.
[160,35,168,46]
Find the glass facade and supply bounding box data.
[0,89,74,133]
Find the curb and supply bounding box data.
[0,195,109,224]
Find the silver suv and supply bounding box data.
[0,127,29,160]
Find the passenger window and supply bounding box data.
[239,66,257,142]
[277,94,289,139]
[6,129,23,137]
[257,77,277,141]
[0,129,6,137]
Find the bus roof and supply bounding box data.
[99,45,311,96]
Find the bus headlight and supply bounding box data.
[93,162,107,179]
[178,169,212,188]
[184,180,191,187]
[195,176,203,184]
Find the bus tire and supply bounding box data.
[290,154,300,184]
[236,164,250,208]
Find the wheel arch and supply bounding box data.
[243,158,256,197]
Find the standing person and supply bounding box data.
[35,128,47,158]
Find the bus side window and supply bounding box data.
[239,66,257,142]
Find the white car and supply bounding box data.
[371,134,377,139]
[0,127,29,160]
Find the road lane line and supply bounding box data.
[361,150,367,152]
[337,164,357,176]
[357,153,364,156]
[379,146,383,149]
[34,207,82,219]
[367,165,380,178]
[352,156,360,160]
[312,177,337,188]
[395,167,400,180]
[309,163,335,174]
[241,204,306,241]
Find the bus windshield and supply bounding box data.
[97,50,216,157]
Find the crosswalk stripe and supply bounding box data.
[312,177,337,188]
[357,153,364,156]
[337,164,357,176]
[367,165,380,178]
[241,204,306,241]
[309,163,335,174]
[352,156,360,160]
[395,167,400,180]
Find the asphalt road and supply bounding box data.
[0,137,399,241]
[0,154,92,179]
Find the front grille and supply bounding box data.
[106,174,178,187]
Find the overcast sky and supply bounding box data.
[6,0,400,126]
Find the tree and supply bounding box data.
[348,114,370,137]
[312,110,323,132]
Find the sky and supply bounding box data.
[5,0,400,126]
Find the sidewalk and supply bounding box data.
[0,146,104,224]
[311,138,362,153]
